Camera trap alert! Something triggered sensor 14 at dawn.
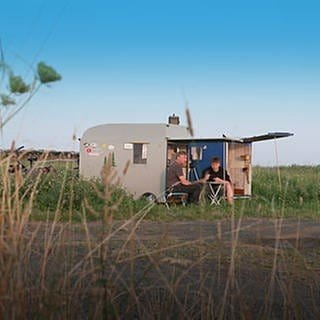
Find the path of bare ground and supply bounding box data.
[23,218,320,319]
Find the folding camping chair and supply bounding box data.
[207,182,224,205]
[164,188,188,208]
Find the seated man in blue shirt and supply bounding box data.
[202,156,234,204]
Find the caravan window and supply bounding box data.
[133,143,148,164]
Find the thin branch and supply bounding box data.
[0,83,42,129]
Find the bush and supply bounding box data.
[18,166,138,220]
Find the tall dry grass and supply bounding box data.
[0,151,320,319]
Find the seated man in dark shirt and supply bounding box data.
[166,151,204,204]
[202,156,234,204]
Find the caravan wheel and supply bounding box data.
[140,192,157,203]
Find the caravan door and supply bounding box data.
[227,142,252,197]
[227,132,293,197]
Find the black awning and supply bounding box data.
[242,132,294,143]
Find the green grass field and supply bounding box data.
[19,162,320,221]
[1,154,319,221]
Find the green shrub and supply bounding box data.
[19,167,138,220]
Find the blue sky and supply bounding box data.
[1,0,319,165]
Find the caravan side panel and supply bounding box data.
[80,123,190,198]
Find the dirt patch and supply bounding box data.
[16,218,320,319]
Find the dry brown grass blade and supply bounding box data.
[185,107,194,137]
[122,159,130,176]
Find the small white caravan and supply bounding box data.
[80,115,293,200]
